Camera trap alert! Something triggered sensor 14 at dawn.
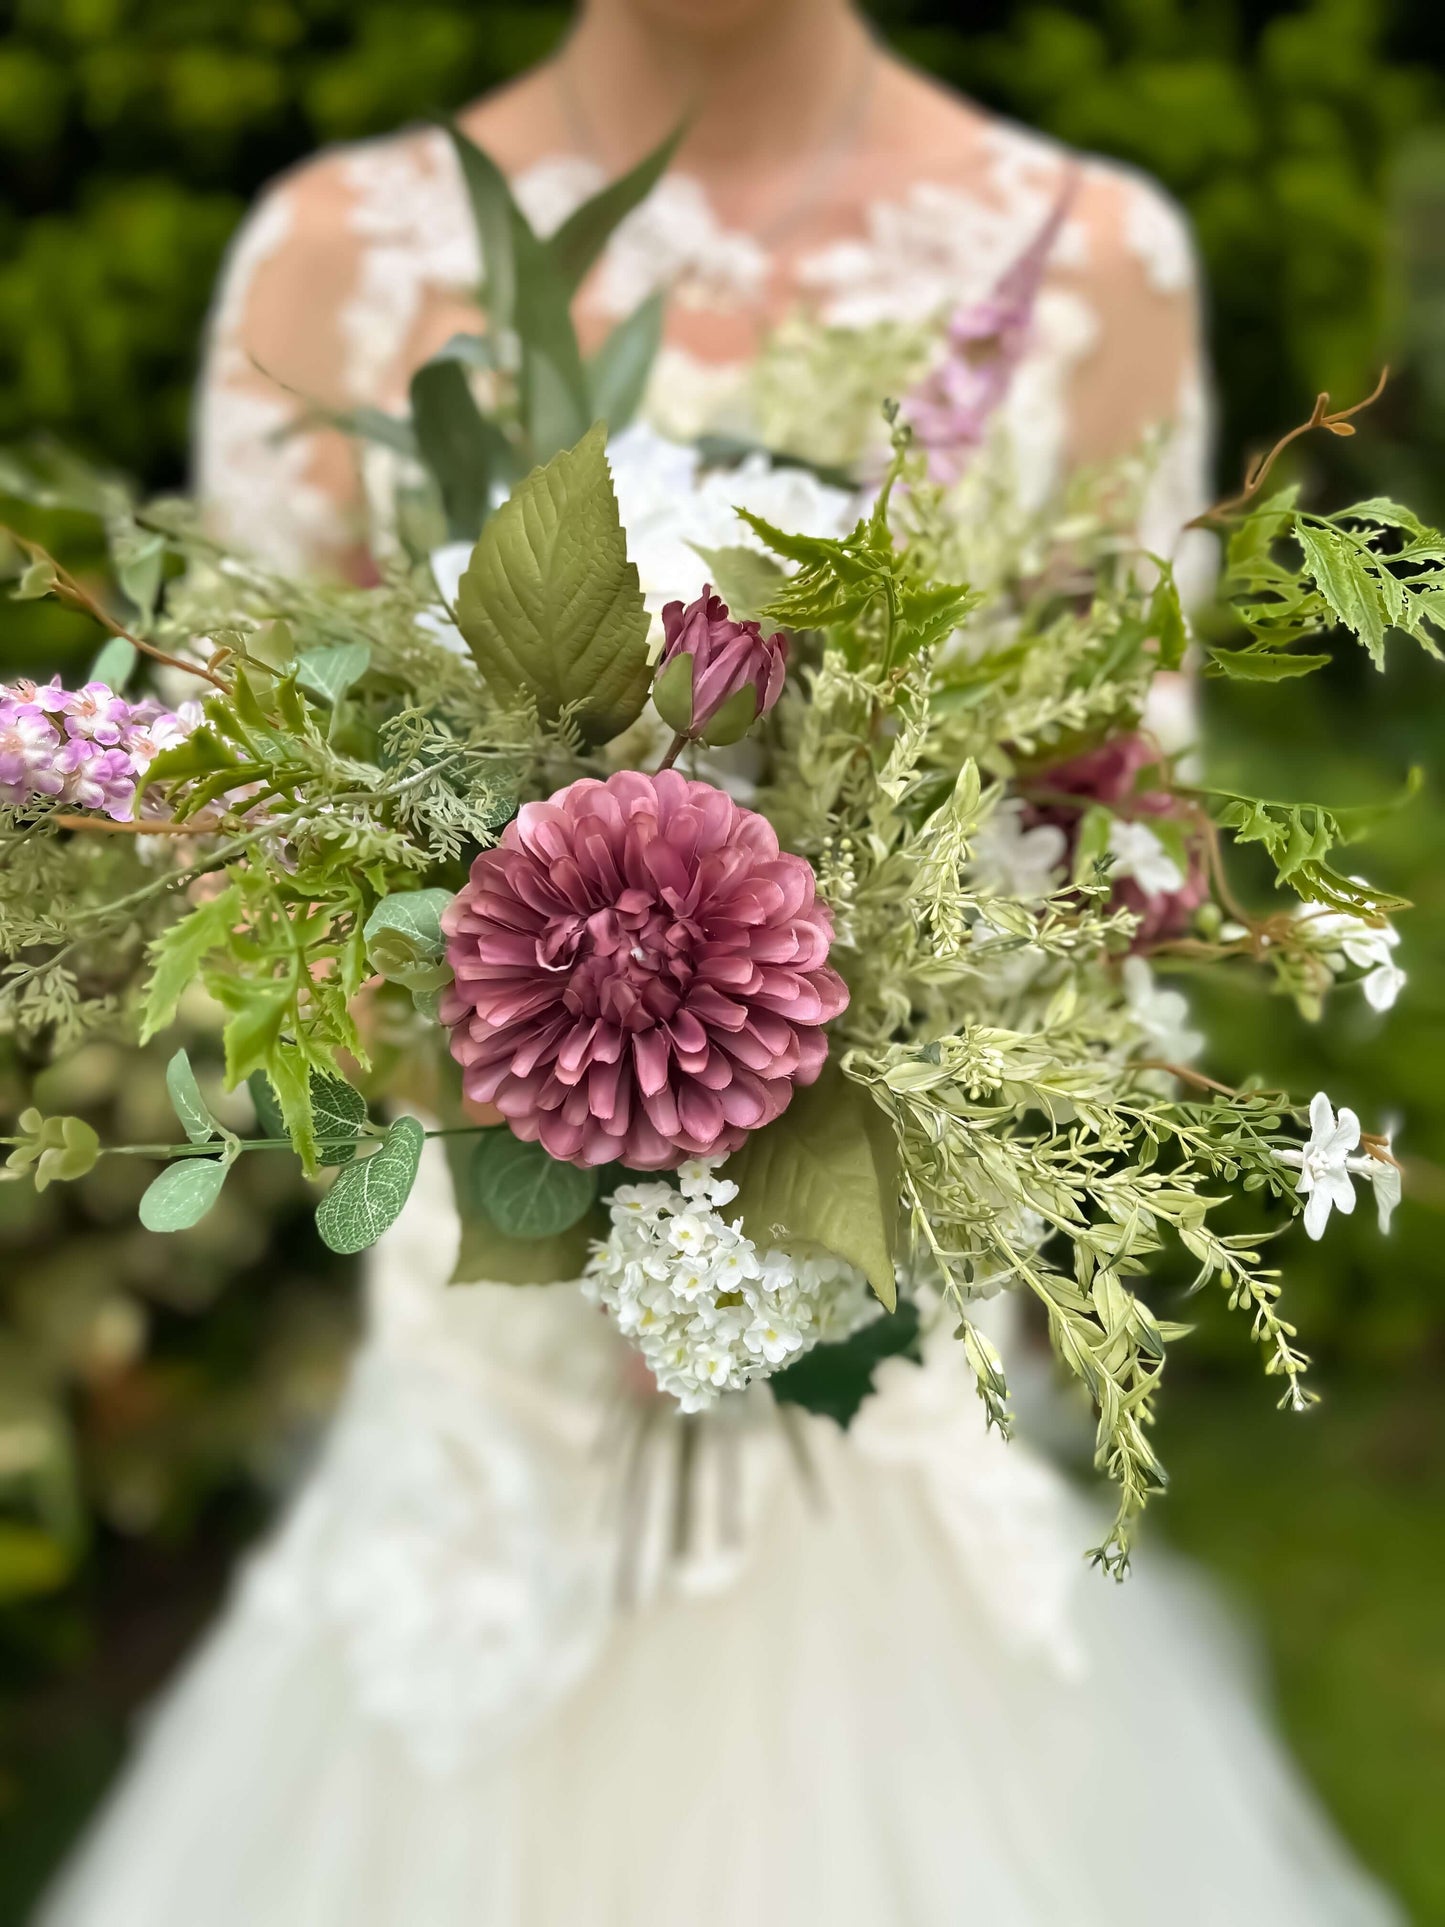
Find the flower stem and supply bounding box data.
[655,733,689,772]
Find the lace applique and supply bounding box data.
[590,174,770,318]
[1123,180,1196,295]
[797,137,1087,329]
[338,131,479,402]
[195,191,346,572]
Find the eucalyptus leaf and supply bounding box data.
[470,1131,597,1239]
[315,1115,425,1255]
[165,1048,217,1145]
[548,124,684,293]
[728,1063,900,1310]
[89,635,136,691]
[363,888,453,969]
[456,423,651,745]
[296,642,372,706]
[139,1157,229,1233]
[13,557,57,601]
[410,357,510,541]
[588,290,665,435]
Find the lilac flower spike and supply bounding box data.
[903,165,1082,484]
[0,676,200,821]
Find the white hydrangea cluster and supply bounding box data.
[582,1159,882,1411]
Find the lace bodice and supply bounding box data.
[194,107,1211,577]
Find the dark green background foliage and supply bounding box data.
[2,2,1444,1920]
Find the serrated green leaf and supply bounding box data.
[1295,521,1402,667]
[140,886,242,1042]
[456,423,651,745]
[1204,647,1334,681]
[727,1062,900,1309]
[470,1131,597,1238]
[588,290,664,435]
[165,1048,216,1144]
[296,642,372,706]
[315,1115,425,1255]
[139,1157,228,1232]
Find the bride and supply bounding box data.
[40,1,1400,1921]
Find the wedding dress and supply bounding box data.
[39,110,1400,1926]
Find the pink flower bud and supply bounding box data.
[653,587,788,747]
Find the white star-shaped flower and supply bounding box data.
[1107,818,1184,897]
[1279,1092,1361,1240]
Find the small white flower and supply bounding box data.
[582,1158,880,1406]
[1122,956,1204,1064]
[1278,1092,1361,1241]
[1107,818,1184,897]
[1295,893,1405,1013]
[666,1213,711,1255]
[968,797,1067,902]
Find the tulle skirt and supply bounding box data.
[38,1146,1399,1925]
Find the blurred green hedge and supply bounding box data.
[0,0,1439,489]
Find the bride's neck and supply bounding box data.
[556,0,874,185]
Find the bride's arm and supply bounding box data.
[193,153,373,578]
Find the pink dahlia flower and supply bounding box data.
[441,770,848,1169]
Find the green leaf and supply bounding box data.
[409,357,515,540]
[772,1298,921,1426]
[448,126,517,334]
[310,1072,366,1166]
[469,1130,597,1239]
[1294,521,1402,667]
[112,527,166,623]
[727,1062,900,1309]
[219,982,293,1088]
[509,204,590,459]
[248,1069,286,1139]
[139,1157,229,1233]
[548,124,683,293]
[296,641,372,706]
[363,887,453,977]
[140,886,242,1042]
[165,1048,217,1144]
[444,1136,599,1284]
[1146,568,1188,671]
[12,556,57,600]
[6,1111,102,1191]
[315,1115,426,1255]
[687,544,786,623]
[1204,647,1334,681]
[0,1524,73,1603]
[521,343,591,466]
[89,635,136,690]
[456,422,652,745]
[587,290,665,434]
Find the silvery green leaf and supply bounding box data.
[588,290,664,435]
[310,1073,367,1167]
[89,636,136,691]
[363,889,454,973]
[13,557,57,600]
[456,423,651,746]
[296,641,372,706]
[469,1131,597,1239]
[139,1157,228,1233]
[113,528,167,624]
[165,1048,217,1144]
[315,1115,425,1254]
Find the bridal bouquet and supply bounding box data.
[2,131,1434,1572]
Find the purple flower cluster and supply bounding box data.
[903,169,1080,484]
[0,677,201,822]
